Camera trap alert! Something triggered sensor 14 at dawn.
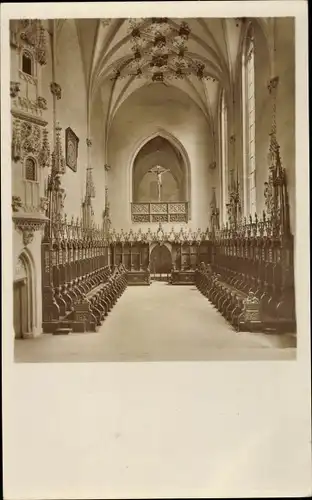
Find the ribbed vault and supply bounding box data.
[55,17,273,153]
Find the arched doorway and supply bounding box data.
[150,244,172,281]
[13,253,33,338]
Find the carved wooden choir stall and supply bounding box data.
[108,225,212,286]
[41,214,128,334]
[40,127,128,335]
[35,118,297,336]
[196,143,295,334]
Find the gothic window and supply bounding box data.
[25,157,37,181]
[220,89,228,224]
[242,25,256,216]
[22,51,33,75]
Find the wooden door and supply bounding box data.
[150,245,172,274]
[13,280,28,338]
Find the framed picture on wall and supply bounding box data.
[65,127,79,172]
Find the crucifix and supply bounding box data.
[148,165,170,202]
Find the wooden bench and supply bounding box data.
[127,270,151,285]
[196,264,262,332]
[66,264,128,332]
[171,269,195,285]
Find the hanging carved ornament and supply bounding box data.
[50,82,62,100]
[209,161,216,171]
[12,195,23,212]
[10,81,20,98]
[36,96,48,110]
[267,76,279,94]
[22,230,34,246]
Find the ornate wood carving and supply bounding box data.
[131,202,189,223]
[194,156,295,333]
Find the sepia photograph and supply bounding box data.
[10,15,297,362]
[2,3,311,500]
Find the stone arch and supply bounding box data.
[129,129,192,215]
[13,248,37,338]
[150,241,172,255]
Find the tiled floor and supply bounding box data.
[15,281,296,362]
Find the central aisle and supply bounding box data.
[15,281,295,362]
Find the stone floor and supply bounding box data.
[15,282,296,363]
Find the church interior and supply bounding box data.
[11,17,297,362]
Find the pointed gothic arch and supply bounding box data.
[13,248,36,338]
[129,129,192,214]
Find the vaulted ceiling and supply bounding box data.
[56,17,273,132]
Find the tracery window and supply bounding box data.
[25,157,37,181]
[220,89,228,224]
[242,25,256,216]
[22,51,33,76]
